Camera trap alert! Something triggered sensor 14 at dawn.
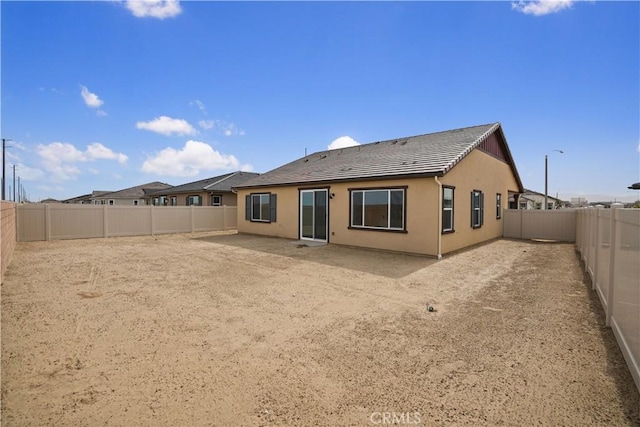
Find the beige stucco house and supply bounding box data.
[234,123,524,258]
[146,171,259,207]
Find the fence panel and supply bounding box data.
[16,203,46,242]
[17,204,235,242]
[106,206,153,237]
[576,206,640,393]
[595,209,611,310]
[503,209,576,241]
[49,204,105,240]
[153,206,193,234]
[610,208,640,392]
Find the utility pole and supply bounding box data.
[2,138,13,201]
[12,165,16,202]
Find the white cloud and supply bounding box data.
[36,142,128,182]
[125,0,182,19]
[12,164,45,181]
[142,140,243,177]
[328,136,360,150]
[85,142,128,164]
[218,120,245,136]
[136,116,197,136]
[511,0,574,16]
[198,120,215,130]
[80,85,104,108]
[191,100,207,115]
[197,119,245,136]
[96,109,108,117]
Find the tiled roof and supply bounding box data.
[147,171,260,195]
[95,182,172,199]
[235,123,521,189]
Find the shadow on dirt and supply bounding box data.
[193,233,437,279]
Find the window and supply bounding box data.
[471,190,484,229]
[133,200,139,206]
[442,187,454,233]
[496,193,502,219]
[350,188,405,231]
[519,201,528,210]
[153,196,168,206]
[109,200,114,205]
[547,202,554,210]
[211,195,222,206]
[170,196,177,206]
[186,195,202,206]
[246,193,277,222]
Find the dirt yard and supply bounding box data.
[1,232,639,426]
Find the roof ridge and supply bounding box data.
[315,122,499,157]
[203,171,239,189]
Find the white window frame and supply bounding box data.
[251,193,271,222]
[442,186,454,233]
[211,195,222,206]
[471,190,484,229]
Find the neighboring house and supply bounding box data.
[89,182,172,206]
[146,171,260,207]
[234,122,524,258]
[519,189,565,210]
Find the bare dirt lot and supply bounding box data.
[2,232,639,426]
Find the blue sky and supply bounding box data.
[1,0,638,202]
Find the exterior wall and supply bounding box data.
[151,192,238,207]
[237,148,521,257]
[237,178,441,256]
[1,201,17,283]
[92,198,148,206]
[439,149,520,255]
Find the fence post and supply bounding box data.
[150,205,155,236]
[223,205,227,230]
[103,205,108,238]
[605,203,624,327]
[586,206,598,282]
[593,205,604,290]
[45,204,51,241]
[190,205,195,233]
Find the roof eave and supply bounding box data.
[232,171,445,190]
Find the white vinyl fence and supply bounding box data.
[576,205,640,392]
[17,204,237,242]
[503,208,576,241]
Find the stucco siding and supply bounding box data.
[237,178,441,255]
[439,148,520,254]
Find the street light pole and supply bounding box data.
[545,149,564,210]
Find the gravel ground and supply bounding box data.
[1,232,639,426]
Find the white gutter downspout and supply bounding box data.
[434,176,443,260]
